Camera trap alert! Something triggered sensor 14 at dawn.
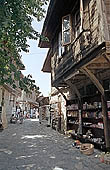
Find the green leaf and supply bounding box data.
[0,0,48,94]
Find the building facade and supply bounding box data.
[0,83,21,128]
[40,0,110,150]
[17,90,39,116]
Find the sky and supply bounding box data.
[21,18,51,97]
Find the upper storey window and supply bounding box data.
[62,15,71,45]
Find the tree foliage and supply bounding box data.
[0,0,48,93]
[19,74,40,94]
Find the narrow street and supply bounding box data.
[0,120,110,170]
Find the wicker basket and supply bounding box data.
[80,143,94,155]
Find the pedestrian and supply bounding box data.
[17,107,20,119]
[39,112,42,124]
[35,109,39,119]
[30,108,33,118]
[19,111,23,124]
[23,110,27,119]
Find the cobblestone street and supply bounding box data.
[0,119,110,170]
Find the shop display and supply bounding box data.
[66,100,109,150]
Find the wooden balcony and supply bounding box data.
[52,30,106,87]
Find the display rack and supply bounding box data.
[66,100,110,150]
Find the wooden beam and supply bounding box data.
[80,67,104,96]
[102,53,110,66]
[87,63,110,69]
[106,41,110,54]
[55,87,67,102]
[65,71,84,81]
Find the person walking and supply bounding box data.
[19,111,23,124]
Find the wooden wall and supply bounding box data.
[96,0,110,42]
[104,0,110,40]
[83,0,99,45]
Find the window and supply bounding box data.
[62,15,71,45]
[58,32,62,57]
[58,32,64,57]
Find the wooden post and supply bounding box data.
[101,95,110,151]
[55,87,67,102]
[78,98,83,135]
[80,0,83,32]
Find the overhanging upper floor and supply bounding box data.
[52,42,110,85]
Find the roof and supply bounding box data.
[38,96,49,106]
[39,0,77,48]
[41,49,52,73]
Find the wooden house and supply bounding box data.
[39,0,110,150]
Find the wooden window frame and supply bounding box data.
[62,14,72,46]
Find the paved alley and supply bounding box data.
[0,119,110,170]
